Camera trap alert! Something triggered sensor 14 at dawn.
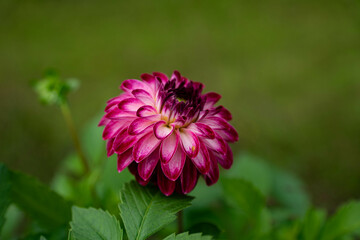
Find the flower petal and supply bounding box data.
[216,144,233,169]
[138,149,159,181]
[191,141,210,174]
[160,132,179,163]
[212,106,232,121]
[102,120,126,140]
[187,123,215,139]
[179,129,200,158]
[216,125,239,143]
[133,132,161,163]
[204,151,219,186]
[140,73,156,84]
[120,79,151,92]
[181,159,198,194]
[201,133,227,155]
[98,116,110,126]
[113,128,145,155]
[136,105,157,117]
[106,138,115,157]
[154,121,174,139]
[128,116,158,135]
[118,98,144,111]
[157,168,176,196]
[117,148,134,172]
[161,146,186,181]
[105,109,136,119]
[204,92,221,109]
[132,89,154,105]
[153,72,168,84]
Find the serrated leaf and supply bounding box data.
[10,170,72,229]
[119,181,193,240]
[320,201,360,240]
[70,207,123,240]
[164,232,212,240]
[0,163,11,231]
[300,208,326,240]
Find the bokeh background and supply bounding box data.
[1,0,359,210]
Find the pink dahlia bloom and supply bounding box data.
[99,71,238,196]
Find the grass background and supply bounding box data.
[0,0,359,209]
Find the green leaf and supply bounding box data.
[222,178,265,218]
[271,168,310,218]
[226,153,273,196]
[300,208,326,240]
[164,232,212,240]
[320,201,360,240]
[119,181,193,240]
[10,170,72,229]
[70,207,123,240]
[221,178,269,239]
[0,163,11,231]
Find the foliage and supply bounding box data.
[1,107,360,239]
[119,181,193,240]
[69,207,122,240]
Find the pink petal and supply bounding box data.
[153,72,168,84]
[161,146,186,181]
[157,168,176,196]
[187,123,215,139]
[179,129,200,158]
[140,73,156,84]
[113,128,145,155]
[154,121,174,139]
[181,159,198,194]
[102,120,125,140]
[201,133,227,155]
[118,98,144,111]
[216,126,239,143]
[105,93,132,112]
[135,172,151,186]
[138,149,159,181]
[213,106,232,121]
[216,144,233,169]
[117,148,134,172]
[136,105,157,117]
[133,132,161,163]
[204,151,219,186]
[160,132,179,163]
[106,138,115,157]
[128,116,158,135]
[191,141,210,174]
[132,89,154,105]
[105,109,136,119]
[98,116,110,126]
[120,79,151,92]
[204,92,221,109]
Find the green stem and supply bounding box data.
[177,210,184,233]
[60,101,90,175]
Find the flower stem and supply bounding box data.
[177,210,184,233]
[60,101,90,174]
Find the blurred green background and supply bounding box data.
[0,0,359,209]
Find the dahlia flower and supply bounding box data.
[99,71,238,196]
